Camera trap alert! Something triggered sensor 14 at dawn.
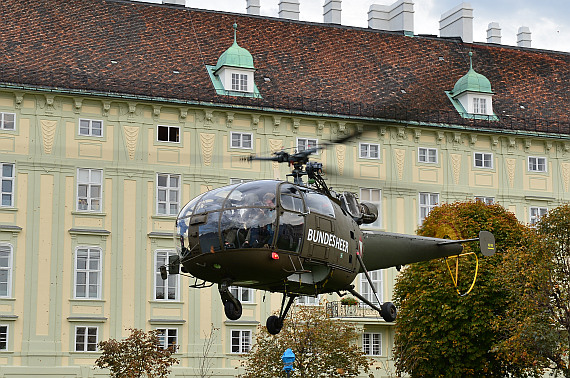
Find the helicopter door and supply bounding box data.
[276,184,306,253]
[309,217,336,262]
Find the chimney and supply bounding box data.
[517,26,531,48]
[439,2,473,43]
[324,0,342,24]
[368,0,414,33]
[279,0,300,20]
[162,0,185,6]
[246,0,260,15]
[486,22,501,44]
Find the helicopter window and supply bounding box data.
[276,211,304,253]
[340,192,361,218]
[280,194,304,213]
[305,191,335,218]
[193,185,238,214]
[223,181,278,209]
[221,208,276,249]
[198,212,222,254]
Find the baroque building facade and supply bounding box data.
[0,0,568,376]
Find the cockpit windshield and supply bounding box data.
[305,190,335,218]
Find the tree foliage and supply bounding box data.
[393,202,555,377]
[239,305,371,378]
[95,328,179,378]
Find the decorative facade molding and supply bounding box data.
[200,133,215,166]
[336,145,346,176]
[40,120,57,154]
[123,125,139,160]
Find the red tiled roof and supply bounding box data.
[0,0,568,131]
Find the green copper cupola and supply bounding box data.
[206,23,261,98]
[446,52,497,120]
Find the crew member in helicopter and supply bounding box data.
[243,192,276,248]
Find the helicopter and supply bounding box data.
[165,131,495,335]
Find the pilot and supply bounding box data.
[244,192,276,248]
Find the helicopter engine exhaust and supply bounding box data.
[359,201,378,224]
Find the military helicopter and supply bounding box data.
[166,131,495,335]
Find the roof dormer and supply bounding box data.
[206,24,261,98]
[446,52,497,120]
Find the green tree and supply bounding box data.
[95,328,179,377]
[393,202,553,377]
[239,305,371,378]
[534,204,570,376]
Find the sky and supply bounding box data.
[138,0,569,53]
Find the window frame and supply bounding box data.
[359,143,380,160]
[296,138,318,154]
[230,329,251,354]
[1,162,15,208]
[74,247,102,300]
[0,324,8,351]
[76,168,103,212]
[359,269,383,306]
[78,118,103,137]
[230,286,254,304]
[473,152,493,169]
[475,196,495,205]
[154,250,180,301]
[359,188,382,229]
[362,332,382,356]
[418,147,438,164]
[74,325,98,352]
[0,112,15,131]
[473,97,487,115]
[0,244,13,298]
[230,132,253,150]
[156,327,178,350]
[529,207,548,226]
[419,192,439,225]
[231,73,248,92]
[157,125,180,143]
[296,295,321,306]
[528,156,547,173]
[156,173,180,216]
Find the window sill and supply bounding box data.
[72,211,107,217]
[0,207,17,212]
[151,215,177,221]
[69,299,106,304]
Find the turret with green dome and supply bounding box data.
[214,23,255,72]
[450,52,493,96]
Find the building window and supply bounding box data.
[231,73,248,92]
[157,125,180,143]
[79,119,103,137]
[474,152,493,169]
[359,143,380,159]
[157,174,180,216]
[360,270,383,307]
[230,286,253,303]
[0,325,7,350]
[75,326,98,352]
[418,147,438,163]
[0,112,15,130]
[155,250,179,301]
[297,295,320,306]
[529,207,547,226]
[419,192,439,225]
[1,163,14,207]
[475,196,495,205]
[74,247,101,299]
[363,333,382,356]
[230,132,253,149]
[231,330,251,353]
[157,328,178,350]
[297,138,318,153]
[77,168,102,212]
[0,244,13,298]
[473,98,487,114]
[360,188,381,228]
[528,157,547,172]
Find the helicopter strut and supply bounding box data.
[218,280,243,321]
[266,293,297,335]
[348,252,397,322]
